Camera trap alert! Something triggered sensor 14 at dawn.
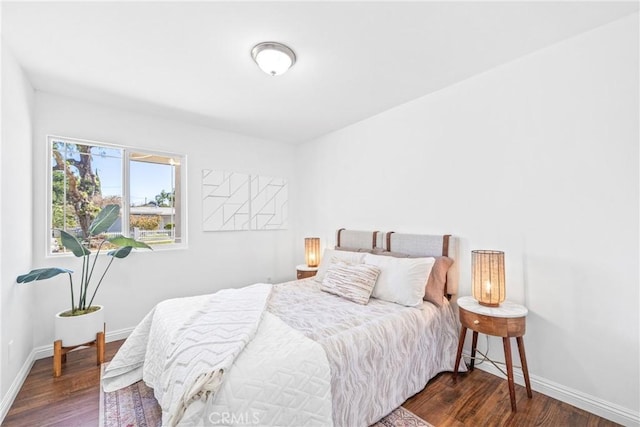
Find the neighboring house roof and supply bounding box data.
[130,206,175,216]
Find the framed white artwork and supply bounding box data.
[250,175,288,230]
[202,170,250,231]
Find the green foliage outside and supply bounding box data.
[52,170,78,230]
[130,215,161,230]
[52,142,102,238]
[154,189,175,207]
[51,141,177,251]
[52,205,78,230]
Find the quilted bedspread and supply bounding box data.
[267,278,463,427]
[103,278,462,427]
[180,311,332,426]
[102,283,333,426]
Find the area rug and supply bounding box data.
[100,366,433,427]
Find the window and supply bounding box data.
[49,136,185,255]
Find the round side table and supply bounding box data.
[296,264,318,280]
[453,296,533,411]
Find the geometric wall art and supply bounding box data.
[202,170,288,231]
[250,175,288,230]
[202,170,251,231]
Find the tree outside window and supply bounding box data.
[49,137,184,254]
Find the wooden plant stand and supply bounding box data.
[53,326,105,378]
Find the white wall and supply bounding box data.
[295,13,639,423]
[0,44,35,412]
[30,92,296,348]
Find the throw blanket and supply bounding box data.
[179,312,332,426]
[104,283,272,426]
[103,283,333,426]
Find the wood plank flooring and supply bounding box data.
[403,371,619,427]
[3,339,619,426]
[3,340,121,427]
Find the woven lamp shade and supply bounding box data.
[472,250,506,307]
[304,237,321,268]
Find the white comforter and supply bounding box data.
[103,283,332,426]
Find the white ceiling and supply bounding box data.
[2,1,638,143]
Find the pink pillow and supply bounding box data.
[424,256,454,307]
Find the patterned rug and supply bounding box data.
[99,366,432,427]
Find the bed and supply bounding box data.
[102,230,464,427]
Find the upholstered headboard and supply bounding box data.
[335,228,382,250]
[335,229,459,296]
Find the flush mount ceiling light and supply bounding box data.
[251,42,296,76]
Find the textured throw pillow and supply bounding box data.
[315,248,366,282]
[364,253,435,307]
[423,256,454,307]
[320,261,381,304]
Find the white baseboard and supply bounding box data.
[476,363,640,427]
[0,327,133,424]
[0,347,36,424]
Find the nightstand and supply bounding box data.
[453,296,532,411]
[296,264,318,279]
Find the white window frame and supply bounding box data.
[46,135,187,257]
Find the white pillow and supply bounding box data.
[320,261,381,304]
[363,253,436,307]
[315,248,366,282]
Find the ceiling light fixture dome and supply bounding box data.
[251,42,296,76]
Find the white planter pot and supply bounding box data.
[54,305,105,347]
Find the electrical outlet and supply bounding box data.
[8,340,14,364]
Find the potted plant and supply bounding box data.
[17,204,152,346]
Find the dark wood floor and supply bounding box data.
[4,339,619,427]
[403,371,619,427]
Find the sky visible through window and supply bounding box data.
[92,154,174,206]
[51,139,183,251]
[130,161,174,206]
